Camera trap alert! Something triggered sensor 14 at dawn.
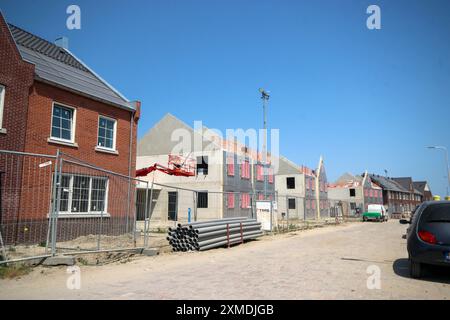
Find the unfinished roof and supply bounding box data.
[336,172,363,184]
[137,113,222,156]
[8,23,133,111]
[276,156,303,175]
[138,113,274,161]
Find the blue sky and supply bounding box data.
[1,0,449,196]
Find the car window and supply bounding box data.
[419,203,450,224]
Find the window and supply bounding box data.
[71,176,90,212]
[350,202,356,210]
[364,189,369,197]
[288,198,296,210]
[97,116,116,150]
[227,154,235,176]
[58,174,108,214]
[286,177,296,189]
[51,103,75,142]
[90,177,107,211]
[197,156,209,175]
[0,85,5,129]
[226,193,235,208]
[197,192,208,208]
[349,188,356,197]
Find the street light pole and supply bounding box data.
[259,88,270,198]
[427,146,450,196]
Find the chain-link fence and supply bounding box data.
[0,149,152,264]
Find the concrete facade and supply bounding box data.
[274,155,329,220]
[137,114,275,223]
[274,156,306,220]
[328,172,383,217]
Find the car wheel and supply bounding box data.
[363,216,367,222]
[410,259,422,279]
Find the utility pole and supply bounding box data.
[427,146,450,197]
[259,88,270,198]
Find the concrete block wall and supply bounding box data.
[275,174,305,220]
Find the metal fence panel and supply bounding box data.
[52,154,145,254]
[0,149,153,264]
[0,150,56,263]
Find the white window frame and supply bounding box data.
[59,174,109,215]
[0,84,5,130]
[50,102,76,143]
[97,115,117,151]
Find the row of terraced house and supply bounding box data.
[327,172,433,218]
[0,13,433,246]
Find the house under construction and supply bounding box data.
[136,114,275,223]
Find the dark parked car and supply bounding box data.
[400,201,450,278]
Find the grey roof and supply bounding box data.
[413,181,430,194]
[8,24,133,111]
[369,174,409,192]
[336,172,363,184]
[392,177,412,191]
[393,177,423,195]
[137,113,222,156]
[277,156,302,175]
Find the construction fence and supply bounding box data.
[136,183,335,233]
[0,149,152,264]
[328,199,364,219]
[1,148,340,264]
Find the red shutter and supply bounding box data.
[241,193,250,208]
[227,154,234,176]
[256,165,263,181]
[227,193,235,208]
[268,168,274,184]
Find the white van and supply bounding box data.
[362,204,388,222]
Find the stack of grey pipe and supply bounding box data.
[167,217,263,252]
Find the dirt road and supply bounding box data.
[1,220,449,299]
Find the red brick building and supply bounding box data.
[0,13,140,244]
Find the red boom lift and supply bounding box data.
[136,154,195,178]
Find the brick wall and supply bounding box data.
[0,14,35,151]
[0,14,35,244]
[12,82,140,243]
[25,81,136,176]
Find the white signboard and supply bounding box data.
[39,161,52,168]
[256,200,273,231]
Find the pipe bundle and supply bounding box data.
[167,217,263,252]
